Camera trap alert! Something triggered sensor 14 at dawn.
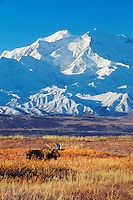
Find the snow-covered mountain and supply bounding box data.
[0,29,133,116]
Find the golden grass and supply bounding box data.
[0,136,132,199]
[0,134,132,142]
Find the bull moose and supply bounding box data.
[26,143,61,160]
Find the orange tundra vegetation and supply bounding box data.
[0,135,132,200]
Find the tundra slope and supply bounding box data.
[0,29,133,116]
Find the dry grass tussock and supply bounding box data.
[0,136,132,199]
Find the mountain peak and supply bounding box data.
[43,30,70,43]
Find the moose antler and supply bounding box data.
[54,143,65,150]
[45,143,53,150]
[55,143,61,150]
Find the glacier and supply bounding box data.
[0,29,133,116]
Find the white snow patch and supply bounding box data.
[115,93,129,112]
[72,82,79,87]
[88,82,96,87]
[116,62,129,69]
[121,34,126,38]
[11,94,21,99]
[96,67,116,79]
[118,85,127,89]
[50,48,62,58]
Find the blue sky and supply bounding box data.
[0,0,133,54]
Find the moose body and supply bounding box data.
[26,150,44,160]
[26,149,60,160]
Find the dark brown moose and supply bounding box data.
[26,144,60,160]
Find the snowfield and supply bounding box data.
[0,29,133,116]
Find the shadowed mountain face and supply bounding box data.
[0,30,133,116]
